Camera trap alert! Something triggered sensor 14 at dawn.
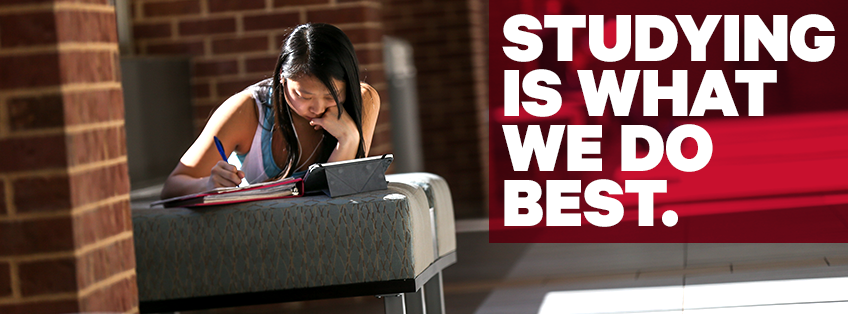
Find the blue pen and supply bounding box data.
[215,136,247,187]
[213,136,228,161]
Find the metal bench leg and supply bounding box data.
[423,271,445,314]
[404,287,427,314]
[380,294,406,314]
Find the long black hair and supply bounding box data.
[268,23,365,178]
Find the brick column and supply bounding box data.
[0,1,138,313]
[468,0,489,214]
[383,0,488,217]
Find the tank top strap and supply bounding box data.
[258,101,283,179]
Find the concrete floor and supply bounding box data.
[183,219,848,314]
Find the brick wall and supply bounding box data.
[130,0,392,156]
[383,0,489,218]
[0,1,138,313]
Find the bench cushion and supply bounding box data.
[386,173,457,257]
[133,181,434,302]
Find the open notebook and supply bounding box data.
[151,177,302,208]
[152,154,393,208]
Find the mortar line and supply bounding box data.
[0,230,133,264]
[0,43,117,56]
[4,177,14,216]
[9,261,20,299]
[0,292,76,305]
[79,269,136,297]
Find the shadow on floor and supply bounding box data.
[182,231,530,314]
[181,231,848,314]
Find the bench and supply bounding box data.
[132,173,456,314]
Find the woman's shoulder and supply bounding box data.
[360,82,381,113]
[218,89,259,121]
[360,81,377,97]
[206,89,261,150]
[218,79,273,124]
[248,78,274,105]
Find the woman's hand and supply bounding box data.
[310,105,361,162]
[309,105,360,145]
[207,160,244,189]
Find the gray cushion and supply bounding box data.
[133,181,434,302]
[387,173,457,257]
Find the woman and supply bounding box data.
[160,23,380,199]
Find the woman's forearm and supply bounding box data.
[160,173,211,199]
[327,134,360,163]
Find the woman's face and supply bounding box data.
[284,75,346,120]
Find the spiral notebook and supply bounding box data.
[152,154,393,208]
[151,177,303,208]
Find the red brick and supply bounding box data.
[0,0,50,4]
[0,181,5,216]
[78,275,137,313]
[193,123,204,136]
[69,163,130,207]
[274,0,329,6]
[194,104,216,121]
[305,5,379,25]
[245,55,278,73]
[60,0,111,3]
[275,33,287,46]
[361,67,385,86]
[384,23,431,38]
[55,11,117,44]
[0,12,57,48]
[19,258,77,296]
[0,135,67,173]
[341,27,382,45]
[0,217,75,256]
[143,0,200,17]
[0,300,79,314]
[0,262,10,297]
[418,39,472,54]
[59,51,116,84]
[1,0,104,4]
[193,59,238,77]
[133,23,171,39]
[7,94,65,131]
[179,18,236,36]
[63,89,125,126]
[386,3,458,21]
[13,175,72,214]
[209,0,265,12]
[216,77,261,97]
[375,109,392,127]
[193,82,211,99]
[76,238,135,289]
[0,53,61,90]
[73,201,132,248]
[146,41,205,55]
[66,126,126,167]
[211,36,268,54]
[355,46,382,65]
[243,12,299,31]
[111,51,122,82]
[372,129,391,149]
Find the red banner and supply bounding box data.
[489,0,848,242]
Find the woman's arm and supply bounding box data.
[160,91,257,199]
[359,83,381,156]
[311,82,381,161]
